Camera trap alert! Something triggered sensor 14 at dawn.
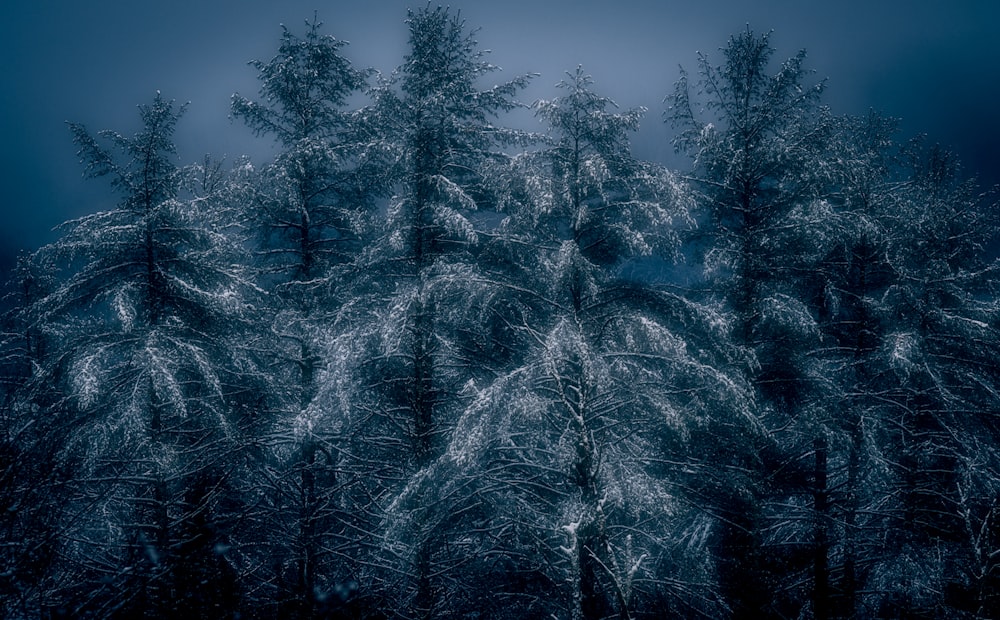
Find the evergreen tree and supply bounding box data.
[27,94,260,618]
[308,6,533,615]
[666,27,830,402]
[802,111,906,618]
[868,144,1000,617]
[667,29,837,618]
[0,253,68,619]
[812,118,1000,617]
[231,17,371,616]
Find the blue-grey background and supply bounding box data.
[2,0,998,273]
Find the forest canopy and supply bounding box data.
[2,7,999,620]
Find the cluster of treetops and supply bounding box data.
[2,6,999,619]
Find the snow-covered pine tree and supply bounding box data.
[799,111,905,618]
[0,252,69,619]
[667,29,837,618]
[28,94,260,618]
[304,6,534,615]
[865,143,1000,617]
[666,27,831,407]
[231,17,371,616]
[231,13,368,392]
[801,118,1000,617]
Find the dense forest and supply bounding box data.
[2,6,999,619]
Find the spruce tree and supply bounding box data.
[29,94,259,618]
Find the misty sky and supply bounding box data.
[2,0,998,269]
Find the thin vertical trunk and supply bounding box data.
[413,537,434,620]
[142,381,172,616]
[840,227,875,618]
[842,421,861,618]
[144,224,160,326]
[135,473,172,618]
[578,522,604,620]
[409,120,440,468]
[842,247,870,617]
[570,362,598,620]
[412,297,434,467]
[813,436,830,620]
[293,180,320,619]
[297,440,318,619]
[406,120,441,618]
[569,369,630,620]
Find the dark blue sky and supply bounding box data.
[2,0,998,268]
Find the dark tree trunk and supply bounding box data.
[813,436,830,620]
